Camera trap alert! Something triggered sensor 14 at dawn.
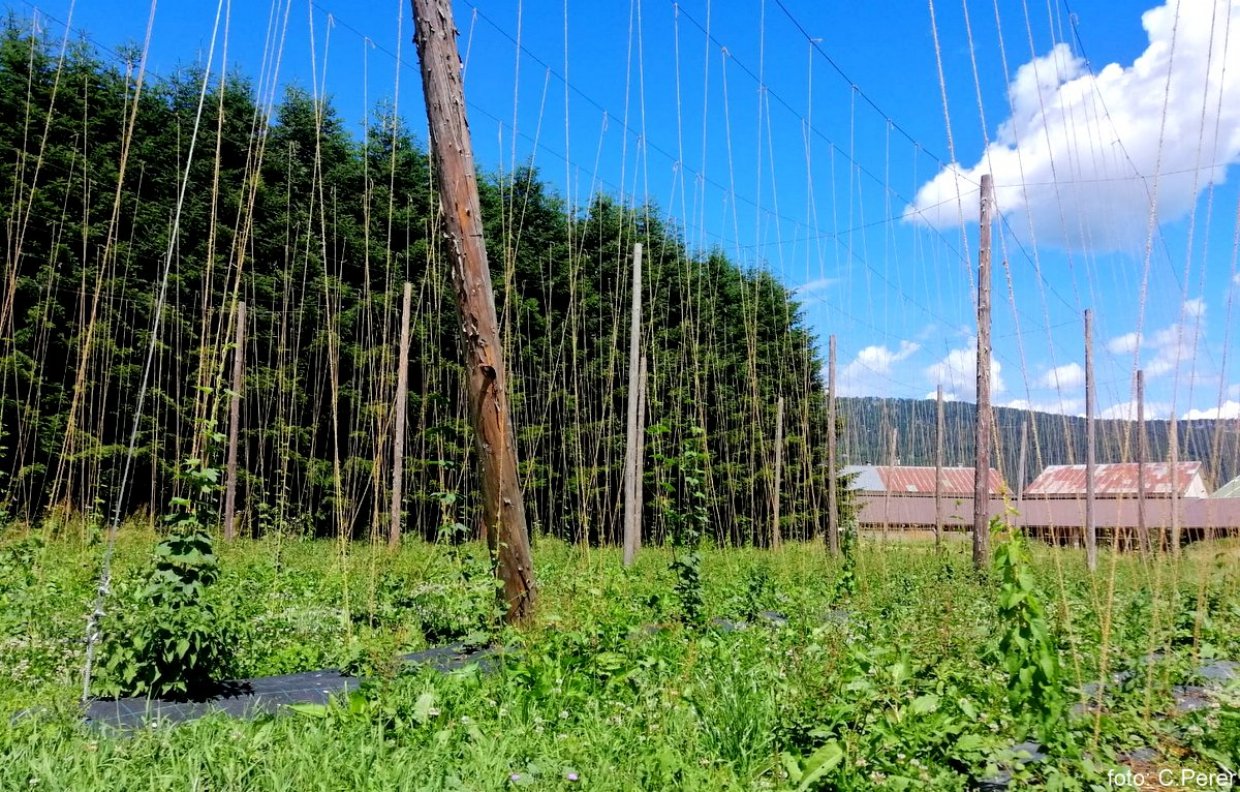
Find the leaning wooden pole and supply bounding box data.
[223,300,245,541]
[973,173,994,569]
[935,384,944,546]
[772,395,784,550]
[826,335,840,555]
[623,243,643,567]
[1136,369,1150,553]
[412,0,535,621]
[390,282,413,549]
[1085,308,1097,571]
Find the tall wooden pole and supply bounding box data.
[1136,369,1149,553]
[826,335,840,554]
[935,384,944,546]
[772,395,784,549]
[623,244,643,567]
[1170,408,1181,552]
[390,283,413,548]
[223,301,245,540]
[973,173,994,569]
[1085,309,1097,571]
[412,0,535,622]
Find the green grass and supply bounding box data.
[1,527,1237,790]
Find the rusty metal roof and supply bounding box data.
[1024,462,1204,497]
[854,492,1240,533]
[843,465,1005,496]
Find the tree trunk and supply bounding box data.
[412,0,535,622]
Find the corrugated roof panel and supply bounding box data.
[1215,475,1240,499]
[1025,462,1204,497]
[844,465,1005,495]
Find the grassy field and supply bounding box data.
[1,527,1237,790]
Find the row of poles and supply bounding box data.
[972,174,1170,571]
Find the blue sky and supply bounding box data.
[13,0,1240,421]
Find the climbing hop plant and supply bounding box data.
[659,427,709,626]
[992,518,1066,744]
[97,453,237,698]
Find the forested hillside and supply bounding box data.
[0,21,840,545]
[838,397,1240,492]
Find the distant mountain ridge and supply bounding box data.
[836,397,1240,492]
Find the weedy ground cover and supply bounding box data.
[1,528,1237,790]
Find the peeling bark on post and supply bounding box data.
[412,0,535,622]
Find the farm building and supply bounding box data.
[1024,462,1209,499]
[1215,475,1240,498]
[843,465,1007,496]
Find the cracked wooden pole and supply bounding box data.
[412,0,535,622]
[973,173,993,570]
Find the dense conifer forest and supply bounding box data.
[0,20,841,544]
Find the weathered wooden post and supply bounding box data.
[412,0,535,621]
[390,282,412,548]
[974,174,994,569]
[623,243,643,566]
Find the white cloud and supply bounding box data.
[905,0,1240,251]
[793,277,837,296]
[836,340,920,396]
[1107,300,1207,381]
[923,390,958,401]
[1232,272,1240,287]
[925,339,1005,401]
[1107,332,1143,355]
[1039,362,1085,390]
[1182,400,1240,420]
[1099,399,1173,420]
